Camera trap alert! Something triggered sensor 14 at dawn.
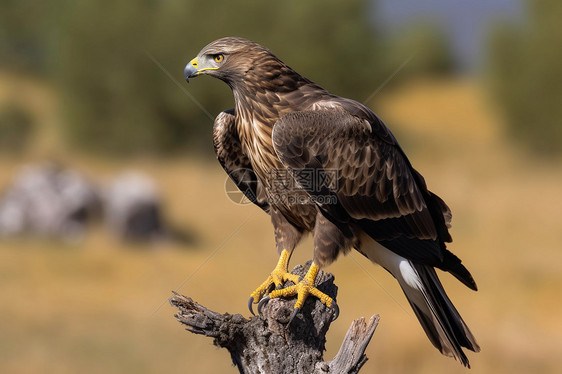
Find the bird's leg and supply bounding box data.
[248,209,339,320]
[248,249,300,315]
[263,261,338,322]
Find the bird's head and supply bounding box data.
[184,37,274,86]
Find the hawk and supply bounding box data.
[184,37,480,367]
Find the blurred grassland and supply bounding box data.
[1,77,561,374]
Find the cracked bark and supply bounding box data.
[170,262,379,373]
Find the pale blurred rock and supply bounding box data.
[0,163,100,239]
[102,172,165,241]
[0,165,171,243]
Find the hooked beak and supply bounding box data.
[184,57,199,82]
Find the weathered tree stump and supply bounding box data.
[170,262,379,373]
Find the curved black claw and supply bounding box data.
[257,295,270,315]
[248,297,255,316]
[330,301,340,321]
[288,307,300,325]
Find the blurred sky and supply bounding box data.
[372,0,524,71]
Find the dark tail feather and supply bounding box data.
[403,263,480,368]
[442,250,478,291]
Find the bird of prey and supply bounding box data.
[184,37,480,367]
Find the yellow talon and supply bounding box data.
[249,253,336,320]
[268,262,334,309]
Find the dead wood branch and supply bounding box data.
[170,262,379,373]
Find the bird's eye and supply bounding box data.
[214,54,224,63]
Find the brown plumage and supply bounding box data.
[184,37,480,367]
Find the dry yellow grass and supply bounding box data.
[0,78,561,373]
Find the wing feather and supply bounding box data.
[272,107,449,266]
[213,109,269,212]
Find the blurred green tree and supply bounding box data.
[383,23,455,84]
[2,0,458,157]
[488,0,562,155]
[0,0,66,73]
